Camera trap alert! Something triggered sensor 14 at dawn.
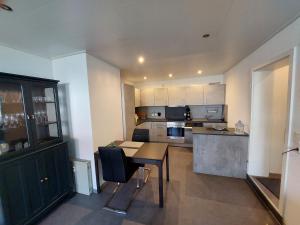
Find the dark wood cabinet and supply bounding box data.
[0,73,62,159]
[0,161,29,225]
[0,73,73,225]
[0,143,72,225]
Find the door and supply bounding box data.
[0,162,29,225]
[0,80,31,156]
[55,144,71,194]
[185,85,204,105]
[168,87,186,106]
[140,88,154,106]
[122,84,136,140]
[28,83,62,146]
[37,150,60,204]
[203,84,225,105]
[154,88,168,106]
[22,157,44,215]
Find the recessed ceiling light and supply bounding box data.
[197,70,203,75]
[202,34,210,38]
[168,74,173,78]
[143,76,147,80]
[138,56,145,64]
[0,3,13,11]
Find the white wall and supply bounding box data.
[86,54,123,149]
[224,17,300,225]
[52,53,95,186]
[53,53,124,190]
[0,45,52,78]
[224,18,300,128]
[134,74,224,89]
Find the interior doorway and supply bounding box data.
[248,56,292,214]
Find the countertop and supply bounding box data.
[192,127,249,136]
[136,118,226,126]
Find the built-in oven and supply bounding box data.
[167,122,185,139]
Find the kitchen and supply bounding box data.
[123,81,249,179]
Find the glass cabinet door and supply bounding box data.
[31,86,60,144]
[0,82,30,156]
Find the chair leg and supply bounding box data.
[103,183,127,214]
[143,167,151,183]
[137,168,141,189]
[103,171,143,215]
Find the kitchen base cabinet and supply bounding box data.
[0,142,73,225]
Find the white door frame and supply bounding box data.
[249,49,295,215]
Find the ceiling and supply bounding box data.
[1,0,300,83]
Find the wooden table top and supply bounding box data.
[133,142,168,161]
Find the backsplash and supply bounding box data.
[136,106,166,119]
[189,105,225,120]
[136,105,226,120]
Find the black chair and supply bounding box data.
[132,128,151,183]
[98,147,140,214]
[132,128,150,142]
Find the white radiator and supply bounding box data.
[72,159,93,195]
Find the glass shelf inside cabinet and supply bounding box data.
[0,83,29,156]
[32,86,59,144]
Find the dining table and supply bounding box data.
[94,141,170,208]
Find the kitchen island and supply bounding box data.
[193,127,249,178]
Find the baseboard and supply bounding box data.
[246,175,283,225]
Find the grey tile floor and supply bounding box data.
[38,147,278,225]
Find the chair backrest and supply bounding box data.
[98,147,128,183]
[132,129,149,142]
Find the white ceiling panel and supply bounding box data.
[0,0,300,82]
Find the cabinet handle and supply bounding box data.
[40,179,44,183]
[44,177,48,181]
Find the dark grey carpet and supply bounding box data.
[257,177,281,198]
[38,147,279,225]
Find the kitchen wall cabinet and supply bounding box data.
[154,88,168,106]
[203,84,225,105]
[137,84,225,107]
[168,87,186,106]
[134,88,141,107]
[185,85,204,105]
[140,88,155,106]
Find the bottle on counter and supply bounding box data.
[235,120,245,134]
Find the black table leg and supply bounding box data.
[166,147,170,182]
[158,163,164,208]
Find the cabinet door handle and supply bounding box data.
[40,179,44,183]
[44,177,48,181]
